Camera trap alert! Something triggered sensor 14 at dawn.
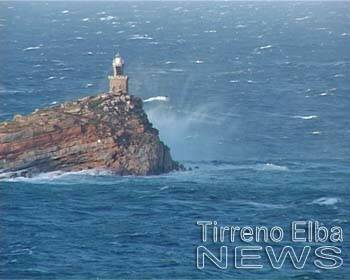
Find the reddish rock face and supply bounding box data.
[0,93,181,177]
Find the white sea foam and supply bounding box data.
[81,18,89,22]
[243,201,287,209]
[311,131,321,135]
[293,115,318,120]
[128,34,153,40]
[23,45,42,51]
[46,76,56,80]
[0,169,113,183]
[295,16,310,21]
[100,16,115,21]
[169,68,184,72]
[61,10,69,14]
[255,163,289,172]
[194,60,204,64]
[259,45,272,50]
[143,96,168,103]
[311,197,340,206]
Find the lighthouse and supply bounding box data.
[108,52,128,95]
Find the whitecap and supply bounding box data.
[259,45,272,50]
[46,76,56,80]
[23,45,42,51]
[311,197,340,206]
[229,80,239,83]
[194,60,204,64]
[100,15,115,21]
[295,16,310,21]
[85,83,94,88]
[255,163,289,172]
[0,169,114,183]
[341,33,349,37]
[311,131,321,135]
[169,68,184,72]
[244,201,286,209]
[75,36,84,40]
[81,18,89,22]
[143,96,168,103]
[96,31,103,35]
[204,30,217,33]
[128,34,153,40]
[293,115,318,120]
[319,92,328,96]
[61,10,69,14]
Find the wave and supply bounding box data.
[143,96,168,103]
[255,163,289,172]
[311,197,340,206]
[259,45,272,50]
[242,200,287,209]
[191,162,289,172]
[23,45,43,51]
[295,16,310,21]
[0,169,114,184]
[293,115,318,120]
[100,16,115,21]
[128,34,153,40]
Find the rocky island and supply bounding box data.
[0,54,181,177]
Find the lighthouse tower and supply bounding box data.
[108,52,128,95]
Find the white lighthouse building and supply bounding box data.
[108,52,128,95]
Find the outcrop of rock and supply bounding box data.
[0,93,181,177]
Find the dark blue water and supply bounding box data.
[0,2,349,279]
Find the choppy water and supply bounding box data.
[0,2,349,279]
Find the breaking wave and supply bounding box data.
[23,45,43,51]
[143,96,168,103]
[0,169,114,184]
[311,197,341,206]
[292,115,318,120]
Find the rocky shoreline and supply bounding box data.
[0,92,182,177]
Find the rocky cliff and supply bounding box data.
[0,92,181,177]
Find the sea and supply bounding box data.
[0,1,349,279]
